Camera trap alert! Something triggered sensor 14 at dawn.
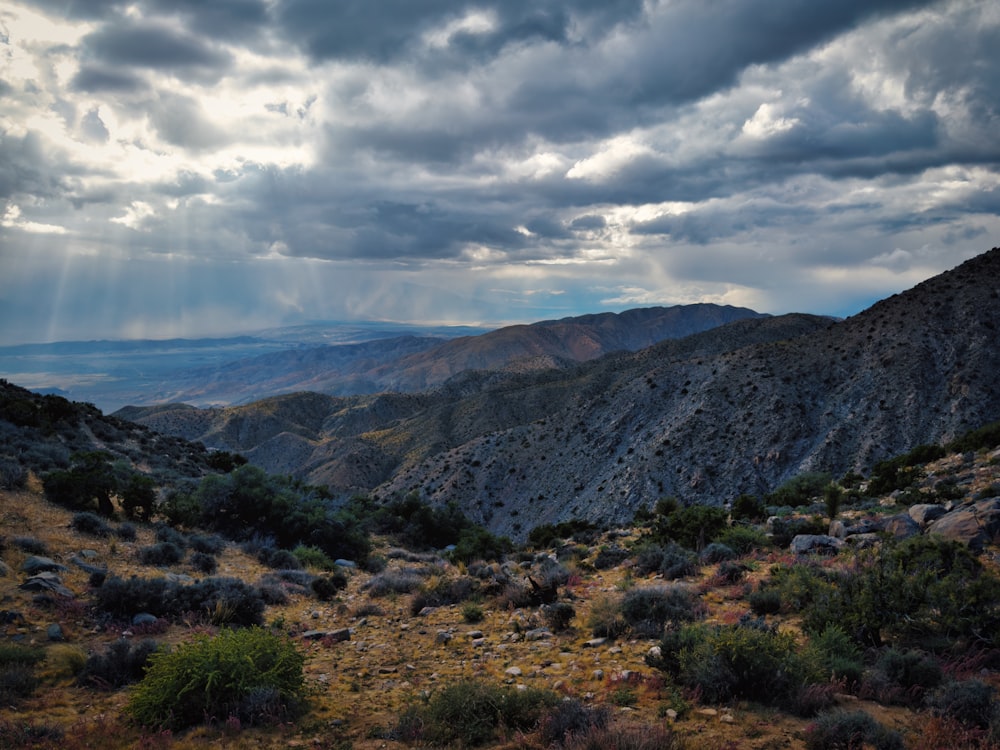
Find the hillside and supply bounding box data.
[118,247,1000,539]
[158,303,767,405]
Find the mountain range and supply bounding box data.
[116,247,1000,539]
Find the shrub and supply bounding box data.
[588,594,627,639]
[769,516,828,548]
[462,602,484,623]
[621,586,702,639]
[450,526,512,563]
[258,547,302,571]
[410,576,480,615]
[592,546,630,570]
[699,542,736,564]
[292,544,336,570]
[808,624,864,687]
[417,680,559,747]
[71,511,113,538]
[137,542,184,566]
[716,524,772,554]
[714,560,749,584]
[115,522,137,541]
[0,644,44,706]
[536,699,610,747]
[311,572,348,601]
[768,472,833,507]
[96,575,266,627]
[543,602,576,632]
[749,588,782,616]
[364,570,425,597]
[126,627,306,730]
[804,709,904,750]
[926,679,998,730]
[864,648,943,707]
[12,535,48,554]
[78,639,160,690]
[634,543,697,579]
[653,504,728,550]
[189,551,218,574]
[561,719,684,750]
[189,534,226,554]
[731,493,767,522]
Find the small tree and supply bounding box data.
[824,483,844,522]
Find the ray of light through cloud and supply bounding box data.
[0,0,998,344]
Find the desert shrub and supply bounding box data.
[12,535,48,554]
[189,551,218,574]
[364,569,425,597]
[749,588,783,616]
[768,472,833,507]
[715,524,771,554]
[537,699,610,747]
[450,526,512,563]
[634,542,697,579]
[621,586,703,639]
[137,542,184,566]
[0,455,26,490]
[126,627,306,730]
[258,547,302,571]
[189,534,226,555]
[592,545,629,570]
[416,680,560,747]
[561,720,683,750]
[115,522,137,541]
[311,571,348,601]
[651,504,728,550]
[926,679,998,730]
[41,644,87,680]
[731,493,767,521]
[410,576,480,615]
[804,709,904,750]
[0,720,65,747]
[868,444,945,496]
[462,602,484,623]
[808,624,864,687]
[78,638,160,690]
[292,544,336,570]
[0,644,44,706]
[71,511,113,538]
[543,602,576,632]
[699,542,736,564]
[769,515,828,547]
[588,594,627,639]
[863,648,943,707]
[655,619,820,707]
[948,419,1000,453]
[714,560,749,584]
[96,575,266,626]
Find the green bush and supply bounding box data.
[189,551,218,574]
[138,542,184,566]
[634,542,696,579]
[768,472,832,507]
[126,627,305,730]
[415,680,559,747]
[621,586,702,639]
[749,588,782,616]
[542,601,576,632]
[804,709,904,750]
[71,511,113,538]
[0,644,44,707]
[863,648,942,707]
[947,419,1000,453]
[716,524,772,554]
[450,525,512,564]
[807,625,864,687]
[926,679,998,730]
[96,575,266,627]
[652,504,728,550]
[311,571,348,601]
[731,493,767,522]
[78,639,160,690]
[292,544,336,570]
[699,542,736,564]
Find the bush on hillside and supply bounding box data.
[71,511,114,537]
[620,586,703,639]
[126,627,305,730]
[634,542,697,579]
[96,575,266,627]
[804,710,904,750]
[78,639,160,690]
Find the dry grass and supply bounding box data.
[3,476,1000,750]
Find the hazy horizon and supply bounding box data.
[2,0,998,346]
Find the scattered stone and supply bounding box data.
[70,555,107,576]
[881,513,921,540]
[328,628,352,643]
[78,549,99,559]
[378,666,398,674]
[132,613,158,627]
[648,646,662,660]
[435,631,453,644]
[828,520,847,539]
[164,573,193,584]
[471,638,486,648]
[311,611,321,619]
[524,628,553,641]
[695,708,718,718]
[20,572,73,597]
[927,499,1000,550]
[301,630,327,640]
[417,607,438,617]
[334,559,357,569]
[593,669,604,680]
[609,646,622,654]
[47,623,64,642]
[908,504,947,526]
[466,630,484,639]
[0,561,10,577]
[789,534,844,555]
[720,713,735,723]
[505,666,523,676]
[844,533,881,549]
[584,637,608,648]
[21,556,67,574]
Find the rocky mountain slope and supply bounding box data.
[118,248,1000,539]
[160,303,766,404]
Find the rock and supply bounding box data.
[505,666,523,676]
[164,573,194,584]
[583,637,608,648]
[844,519,880,536]
[927,499,1000,550]
[327,628,352,643]
[78,549,99,559]
[47,624,64,642]
[844,533,881,549]
[20,572,74,597]
[334,559,357,569]
[0,561,9,577]
[882,513,921,539]
[789,535,844,555]
[696,708,718,718]
[132,613,158,627]
[466,630,484,639]
[70,555,107,576]
[665,709,678,720]
[21,556,67,574]
[301,630,327,640]
[435,631,453,644]
[720,713,736,723]
[524,628,553,642]
[908,504,947,526]
[828,520,847,539]
[648,646,662,660]
[593,669,604,680]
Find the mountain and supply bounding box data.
[160,303,768,404]
[117,248,1000,539]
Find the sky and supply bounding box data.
[1,0,998,345]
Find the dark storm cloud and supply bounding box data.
[145,0,269,42]
[80,18,232,80]
[71,65,146,93]
[275,0,644,64]
[0,131,65,201]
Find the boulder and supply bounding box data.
[789,535,844,555]
[21,556,68,574]
[0,560,9,577]
[908,504,947,526]
[132,613,158,627]
[20,572,74,597]
[47,624,65,642]
[927,499,1000,550]
[881,514,921,540]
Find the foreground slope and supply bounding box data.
[120,248,1000,537]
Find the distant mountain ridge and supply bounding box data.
[162,303,768,404]
[117,248,1000,539]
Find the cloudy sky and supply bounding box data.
[1,0,997,345]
